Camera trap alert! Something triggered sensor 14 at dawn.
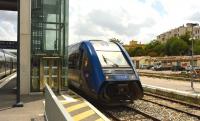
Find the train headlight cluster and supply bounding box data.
[129,75,136,80]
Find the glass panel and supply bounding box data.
[47,14,57,23]
[44,68,49,75]
[46,24,57,29]
[45,30,57,50]
[43,77,49,87]
[32,77,39,91]
[31,58,40,91]
[52,68,58,75]
[51,77,58,90]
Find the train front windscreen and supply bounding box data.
[91,40,137,81]
[91,41,130,68]
[96,51,130,68]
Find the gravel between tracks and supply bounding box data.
[102,99,199,121]
[130,100,199,121]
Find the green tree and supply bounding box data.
[128,47,145,56]
[194,40,200,55]
[109,38,123,45]
[165,37,189,56]
[180,31,191,45]
[145,40,165,56]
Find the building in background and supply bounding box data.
[157,23,200,43]
[132,55,200,69]
[124,40,145,50]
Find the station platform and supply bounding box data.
[0,74,45,121]
[140,76,200,105]
[58,90,110,121]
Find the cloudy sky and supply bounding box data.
[1,0,200,44]
[0,10,17,41]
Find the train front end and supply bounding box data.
[91,41,143,104]
[101,68,143,104]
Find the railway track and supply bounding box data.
[144,92,200,109]
[143,92,200,120]
[100,93,200,121]
[100,105,161,121]
[71,86,200,120]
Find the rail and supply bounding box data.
[45,83,73,121]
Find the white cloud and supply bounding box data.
[0,11,17,41]
[1,1,200,45]
[69,0,200,44]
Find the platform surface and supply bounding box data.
[140,76,200,94]
[0,74,45,121]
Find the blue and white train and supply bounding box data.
[0,49,17,79]
[68,40,143,104]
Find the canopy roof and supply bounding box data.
[0,0,17,11]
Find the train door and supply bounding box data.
[40,57,60,92]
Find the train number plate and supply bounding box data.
[116,75,129,80]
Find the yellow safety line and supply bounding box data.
[95,118,104,121]
[60,101,69,105]
[66,102,87,112]
[73,110,95,121]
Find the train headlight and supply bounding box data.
[105,75,109,80]
[129,75,136,80]
[105,75,114,81]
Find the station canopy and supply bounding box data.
[0,0,17,11]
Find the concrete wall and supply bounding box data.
[20,0,31,94]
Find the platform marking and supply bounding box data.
[0,73,16,88]
[66,102,88,112]
[61,91,110,121]
[95,118,105,121]
[73,109,95,121]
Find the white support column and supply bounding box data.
[20,0,31,94]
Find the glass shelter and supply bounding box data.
[31,0,68,92]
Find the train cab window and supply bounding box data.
[82,52,91,78]
[68,53,76,69]
[68,51,80,69]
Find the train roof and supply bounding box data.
[90,40,121,51]
[68,40,121,51]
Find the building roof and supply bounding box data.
[132,55,200,62]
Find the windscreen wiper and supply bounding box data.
[102,55,119,67]
[102,55,108,64]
